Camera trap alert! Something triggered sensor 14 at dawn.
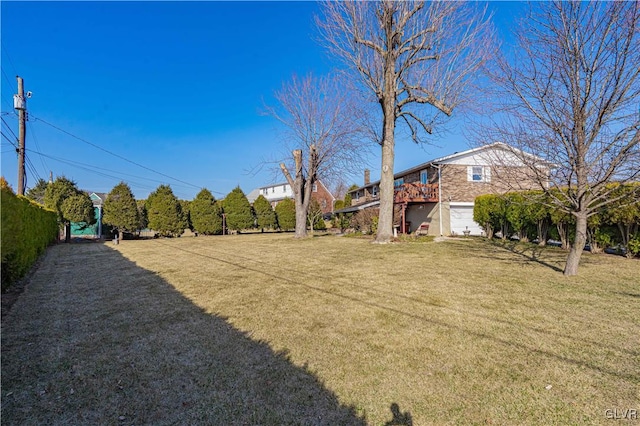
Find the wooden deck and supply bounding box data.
[394,183,439,204]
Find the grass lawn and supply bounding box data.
[2,234,638,425]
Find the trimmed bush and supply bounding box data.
[1,183,58,290]
[222,187,255,232]
[103,182,140,240]
[146,185,187,237]
[253,195,277,231]
[190,189,223,235]
[275,198,296,231]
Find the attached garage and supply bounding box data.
[449,203,483,236]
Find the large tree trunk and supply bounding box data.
[281,148,316,239]
[64,222,71,243]
[118,230,124,242]
[376,131,395,243]
[295,204,308,237]
[375,13,398,244]
[564,211,588,276]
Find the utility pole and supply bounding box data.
[14,76,27,195]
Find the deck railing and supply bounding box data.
[394,183,439,203]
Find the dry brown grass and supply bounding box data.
[2,234,638,425]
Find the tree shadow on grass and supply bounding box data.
[1,243,366,425]
[384,403,413,426]
[462,239,565,273]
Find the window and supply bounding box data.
[321,200,327,208]
[272,187,275,193]
[312,184,318,192]
[420,170,428,184]
[467,166,491,182]
[282,185,286,192]
[355,191,360,201]
[394,178,404,188]
[372,186,378,196]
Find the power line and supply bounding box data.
[25,154,42,182]
[1,68,16,92]
[26,147,197,189]
[1,116,18,141]
[1,42,19,77]
[27,119,49,178]
[1,94,14,111]
[25,148,165,192]
[1,130,18,148]
[31,114,208,191]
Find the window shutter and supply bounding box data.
[484,167,491,182]
[467,166,473,182]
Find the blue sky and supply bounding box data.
[1,1,525,200]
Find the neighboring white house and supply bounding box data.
[247,182,294,205]
[247,180,336,214]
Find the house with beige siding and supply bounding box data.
[338,143,547,236]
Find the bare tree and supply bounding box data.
[318,1,495,243]
[479,1,640,276]
[267,73,367,238]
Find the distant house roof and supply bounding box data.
[334,199,380,214]
[246,188,261,203]
[260,182,289,190]
[89,192,108,207]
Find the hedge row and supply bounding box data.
[1,187,58,290]
[474,185,640,256]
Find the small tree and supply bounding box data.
[253,195,277,231]
[136,199,148,231]
[549,198,575,251]
[474,195,496,239]
[275,198,296,231]
[25,178,48,205]
[62,195,96,227]
[506,193,530,242]
[524,191,551,246]
[190,189,223,235]
[222,187,254,232]
[179,200,192,231]
[307,198,326,232]
[44,176,96,243]
[102,182,140,241]
[606,184,640,256]
[146,185,186,237]
[269,73,366,238]
[343,184,359,208]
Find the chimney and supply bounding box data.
[364,169,371,186]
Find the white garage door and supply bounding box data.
[450,205,483,236]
